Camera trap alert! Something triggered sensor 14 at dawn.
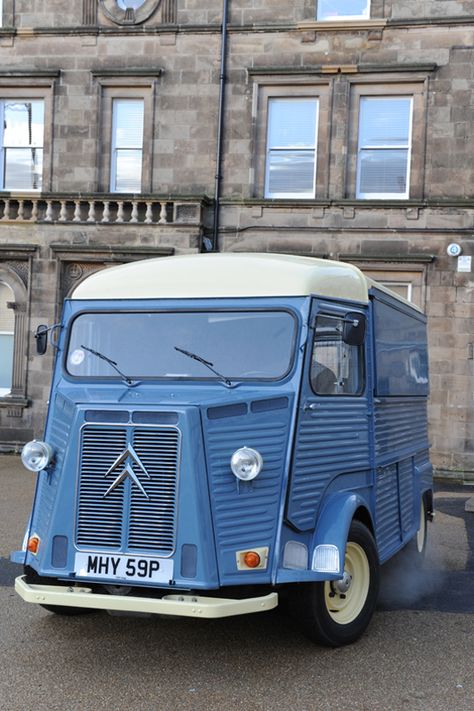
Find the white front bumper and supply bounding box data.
[15,576,278,619]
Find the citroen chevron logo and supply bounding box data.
[103,444,150,499]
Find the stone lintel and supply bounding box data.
[91,68,163,79]
[339,253,436,264]
[247,63,437,77]
[0,244,39,256]
[50,244,175,261]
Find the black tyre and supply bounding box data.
[291,520,380,647]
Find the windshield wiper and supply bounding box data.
[174,346,233,387]
[80,345,139,387]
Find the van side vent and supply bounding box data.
[250,397,289,413]
[207,403,248,420]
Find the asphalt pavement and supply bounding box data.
[1,455,473,711]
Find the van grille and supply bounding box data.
[76,423,180,555]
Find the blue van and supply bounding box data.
[12,253,433,646]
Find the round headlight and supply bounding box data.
[21,440,53,472]
[230,447,263,481]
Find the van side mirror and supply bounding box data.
[35,324,49,355]
[343,313,366,346]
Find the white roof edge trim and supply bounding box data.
[71,253,419,310]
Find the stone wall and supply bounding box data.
[0,2,473,477]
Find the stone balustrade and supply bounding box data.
[0,194,205,226]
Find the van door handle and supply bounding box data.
[303,402,319,412]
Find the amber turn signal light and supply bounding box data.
[243,551,261,568]
[27,535,40,555]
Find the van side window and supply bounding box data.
[373,298,428,397]
[311,314,365,396]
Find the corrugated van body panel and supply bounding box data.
[204,396,293,583]
[374,399,429,465]
[32,394,75,541]
[375,464,400,561]
[287,399,370,532]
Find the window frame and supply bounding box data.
[356,95,414,200]
[253,80,331,201]
[64,307,299,384]
[310,312,365,397]
[264,96,319,200]
[317,0,370,22]
[99,0,161,25]
[95,76,158,194]
[0,80,54,192]
[110,97,145,193]
[362,264,427,311]
[346,79,427,201]
[378,281,413,302]
[0,98,45,192]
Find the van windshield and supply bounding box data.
[66,310,296,381]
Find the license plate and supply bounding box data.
[74,552,173,583]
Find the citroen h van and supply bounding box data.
[12,253,433,646]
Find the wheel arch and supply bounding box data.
[311,492,376,577]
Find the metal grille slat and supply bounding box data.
[76,427,127,548]
[128,428,179,553]
[76,421,180,555]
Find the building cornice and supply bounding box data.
[91,68,162,78]
[387,15,474,29]
[0,69,60,77]
[0,245,39,257]
[339,253,436,263]
[296,19,387,32]
[220,198,474,209]
[248,63,437,77]
[1,15,474,37]
[50,244,174,260]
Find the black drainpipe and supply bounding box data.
[210,0,229,252]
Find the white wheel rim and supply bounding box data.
[416,500,426,553]
[324,542,370,625]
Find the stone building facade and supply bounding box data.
[0,0,473,479]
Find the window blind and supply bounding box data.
[357,96,412,198]
[113,99,144,148]
[359,97,411,147]
[265,98,318,198]
[111,99,144,193]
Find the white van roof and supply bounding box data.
[72,253,370,302]
[71,252,418,309]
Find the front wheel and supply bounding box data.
[291,521,380,647]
